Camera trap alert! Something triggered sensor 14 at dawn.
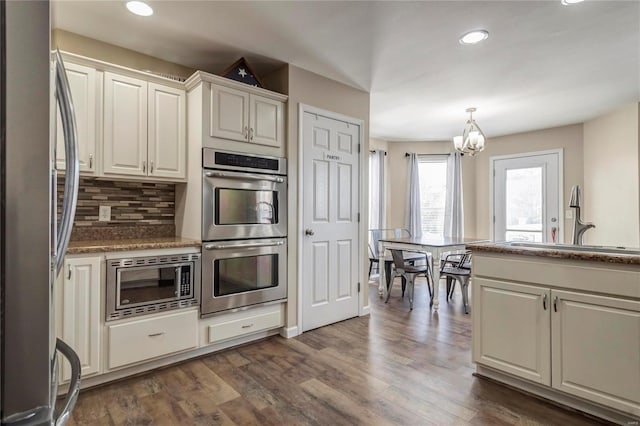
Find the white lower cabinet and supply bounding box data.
[108,309,198,370]
[474,278,640,417]
[57,256,102,382]
[473,279,551,385]
[551,290,640,415]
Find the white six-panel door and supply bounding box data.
[301,111,360,332]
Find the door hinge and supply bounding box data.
[493,215,496,224]
[358,144,361,153]
[357,282,361,293]
[357,213,360,223]
[493,169,496,177]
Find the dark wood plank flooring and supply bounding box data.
[64,278,607,425]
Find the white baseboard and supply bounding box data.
[280,325,299,338]
[360,305,370,316]
[475,365,638,424]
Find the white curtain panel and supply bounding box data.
[405,153,423,238]
[444,152,464,238]
[368,151,386,229]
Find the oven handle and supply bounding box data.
[205,171,284,183]
[204,241,285,250]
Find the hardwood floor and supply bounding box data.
[64,278,607,425]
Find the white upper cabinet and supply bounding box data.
[250,94,284,147]
[209,82,285,149]
[148,83,186,179]
[56,62,97,174]
[103,72,148,177]
[210,84,250,142]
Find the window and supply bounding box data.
[418,156,448,237]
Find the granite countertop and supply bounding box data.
[67,237,201,254]
[468,242,640,266]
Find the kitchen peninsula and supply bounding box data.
[468,242,640,423]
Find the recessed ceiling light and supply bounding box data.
[561,0,584,4]
[459,30,489,45]
[126,1,153,17]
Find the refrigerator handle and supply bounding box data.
[53,50,80,274]
[54,338,81,426]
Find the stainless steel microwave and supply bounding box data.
[202,149,287,241]
[106,253,201,321]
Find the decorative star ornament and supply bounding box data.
[238,68,247,78]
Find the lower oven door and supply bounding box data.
[201,238,287,316]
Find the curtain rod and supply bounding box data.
[370,149,387,155]
[405,152,459,157]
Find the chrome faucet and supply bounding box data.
[569,185,595,245]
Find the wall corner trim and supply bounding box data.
[280,326,300,339]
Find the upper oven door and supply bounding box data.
[202,169,287,241]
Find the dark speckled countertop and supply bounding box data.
[468,242,640,266]
[67,237,201,254]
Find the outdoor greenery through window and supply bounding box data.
[418,156,448,237]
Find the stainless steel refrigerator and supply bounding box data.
[1,1,81,424]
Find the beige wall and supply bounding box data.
[285,65,371,330]
[583,103,640,247]
[52,29,195,79]
[473,124,584,243]
[385,141,477,238]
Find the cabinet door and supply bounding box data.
[209,84,249,142]
[60,256,101,381]
[103,72,147,176]
[249,94,283,147]
[56,62,97,174]
[148,83,186,180]
[473,278,551,385]
[552,290,640,416]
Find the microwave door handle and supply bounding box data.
[174,265,182,297]
[54,50,80,274]
[205,171,284,183]
[204,241,285,250]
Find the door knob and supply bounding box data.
[305,229,315,236]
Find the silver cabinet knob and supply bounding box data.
[305,229,315,236]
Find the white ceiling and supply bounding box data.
[52,1,640,141]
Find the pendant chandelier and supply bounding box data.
[453,107,486,156]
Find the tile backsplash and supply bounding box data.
[57,177,176,240]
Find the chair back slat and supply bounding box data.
[370,228,413,258]
[390,249,406,269]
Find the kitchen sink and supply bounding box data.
[504,242,640,255]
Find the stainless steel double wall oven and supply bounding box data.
[201,149,287,316]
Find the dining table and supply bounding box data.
[377,236,488,310]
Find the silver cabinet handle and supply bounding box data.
[54,50,80,275]
[89,153,93,169]
[67,264,72,280]
[249,127,254,141]
[150,161,154,174]
[54,338,81,426]
[148,332,165,337]
[204,171,284,183]
[553,296,558,312]
[542,294,547,310]
[243,125,249,139]
[204,240,285,250]
[241,324,254,329]
[142,160,146,173]
[305,229,315,236]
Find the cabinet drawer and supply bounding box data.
[208,309,282,344]
[108,310,198,369]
